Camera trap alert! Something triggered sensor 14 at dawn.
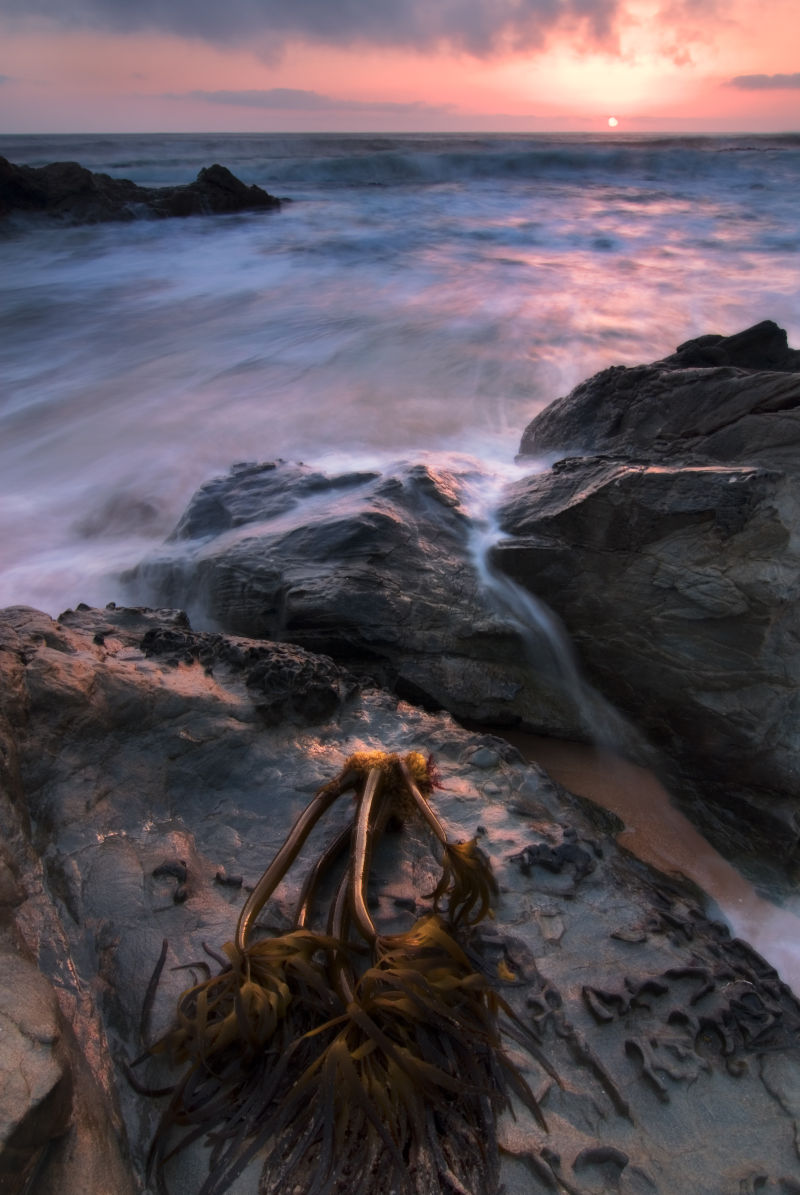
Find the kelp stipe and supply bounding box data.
[397,757,497,928]
[144,750,553,1195]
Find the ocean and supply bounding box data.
[1,131,799,613]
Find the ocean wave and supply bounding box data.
[2,132,800,194]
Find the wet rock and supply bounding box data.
[510,836,597,893]
[1,603,800,1194]
[0,157,281,225]
[500,323,800,874]
[130,459,619,740]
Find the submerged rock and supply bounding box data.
[1,602,799,1194]
[502,321,800,872]
[0,158,282,225]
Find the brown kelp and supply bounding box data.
[144,751,552,1195]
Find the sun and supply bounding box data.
[607,116,619,128]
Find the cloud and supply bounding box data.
[194,89,333,111]
[0,0,622,56]
[727,72,800,90]
[170,88,455,115]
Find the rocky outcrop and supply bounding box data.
[130,458,626,742]
[519,319,800,463]
[0,158,282,225]
[500,321,800,871]
[128,323,800,879]
[2,602,799,1194]
[0,952,73,1195]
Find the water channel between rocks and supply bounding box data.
[500,731,800,996]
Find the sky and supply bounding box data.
[0,0,798,134]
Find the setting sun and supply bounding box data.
[608,116,619,127]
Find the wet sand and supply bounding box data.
[507,733,800,994]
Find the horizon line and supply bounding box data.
[1,127,798,137]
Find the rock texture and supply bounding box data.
[0,158,281,225]
[2,602,800,1195]
[130,458,627,743]
[518,320,800,465]
[501,320,800,873]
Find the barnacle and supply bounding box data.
[144,750,552,1195]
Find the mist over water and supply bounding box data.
[1,132,799,615]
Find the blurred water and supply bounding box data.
[1,132,799,613]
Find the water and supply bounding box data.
[3,131,799,987]
[463,468,636,749]
[1,131,799,613]
[511,733,800,993]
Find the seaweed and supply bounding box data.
[142,750,552,1195]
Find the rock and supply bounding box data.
[126,324,800,879]
[662,319,800,372]
[0,157,281,225]
[1,602,800,1194]
[129,458,627,742]
[518,320,800,463]
[500,322,800,874]
[0,951,73,1194]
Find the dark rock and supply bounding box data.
[664,320,800,371]
[509,838,597,891]
[139,620,355,726]
[128,458,658,779]
[518,320,800,463]
[501,323,800,873]
[130,458,627,740]
[0,156,281,225]
[2,603,800,1193]
[149,163,281,218]
[167,460,381,541]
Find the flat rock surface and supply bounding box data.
[2,603,799,1194]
